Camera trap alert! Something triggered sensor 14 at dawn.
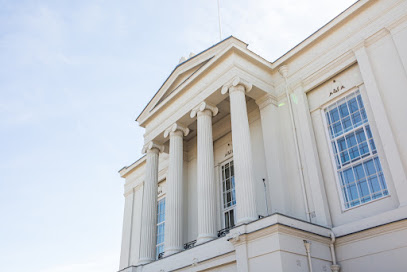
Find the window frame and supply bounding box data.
[219,158,236,229]
[322,87,390,211]
[155,195,165,259]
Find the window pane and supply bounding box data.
[156,198,166,259]
[342,168,355,185]
[230,210,235,228]
[221,161,236,228]
[348,97,358,113]
[354,164,365,181]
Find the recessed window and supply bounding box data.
[221,160,236,229]
[156,198,165,259]
[325,90,389,209]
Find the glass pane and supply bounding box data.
[224,212,230,228]
[348,97,359,113]
[339,103,349,118]
[342,168,355,185]
[364,159,376,176]
[226,179,231,190]
[354,164,365,181]
[357,180,370,199]
[230,210,235,228]
[330,108,340,123]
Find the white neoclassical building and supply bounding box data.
[118,0,407,271]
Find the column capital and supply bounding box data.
[142,141,164,154]
[278,65,289,78]
[164,123,190,138]
[255,93,278,110]
[190,101,219,118]
[221,76,252,95]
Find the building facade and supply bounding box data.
[118,0,407,271]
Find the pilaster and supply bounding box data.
[255,94,286,215]
[354,45,407,206]
[293,86,332,226]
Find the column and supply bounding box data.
[221,76,258,224]
[190,102,219,244]
[163,123,189,256]
[138,142,164,264]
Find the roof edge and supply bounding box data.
[135,36,245,123]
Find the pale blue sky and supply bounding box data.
[0,1,355,271]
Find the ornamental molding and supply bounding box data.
[221,76,252,95]
[141,141,165,154]
[124,181,144,197]
[335,219,407,246]
[255,93,278,110]
[302,50,356,93]
[190,101,219,118]
[164,123,190,138]
[364,27,391,48]
[247,224,331,245]
[278,65,289,79]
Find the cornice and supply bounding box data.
[228,223,331,247]
[254,224,331,245]
[119,155,146,178]
[387,12,407,34]
[364,27,391,47]
[336,219,407,246]
[302,50,356,93]
[138,41,271,127]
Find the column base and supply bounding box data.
[196,233,217,245]
[237,216,258,225]
[330,264,341,272]
[137,257,154,265]
[164,246,183,257]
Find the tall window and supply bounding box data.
[156,198,165,259]
[221,160,236,229]
[325,90,389,209]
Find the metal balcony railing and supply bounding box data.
[183,240,197,250]
[217,227,231,237]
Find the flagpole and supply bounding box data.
[217,0,222,41]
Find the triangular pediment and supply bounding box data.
[136,36,272,126]
[154,58,212,108]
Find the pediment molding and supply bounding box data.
[137,37,272,127]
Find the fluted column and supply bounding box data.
[191,102,219,244]
[163,123,189,256]
[138,141,164,264]
[221,77,258,224]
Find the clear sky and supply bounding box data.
[0,1,356,271]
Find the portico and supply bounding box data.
[138,73,271,259]
[130,34,325,263]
